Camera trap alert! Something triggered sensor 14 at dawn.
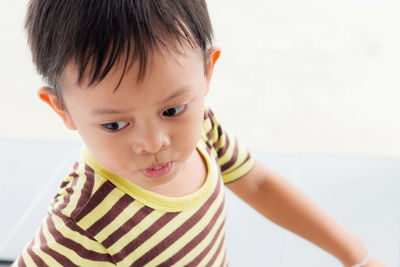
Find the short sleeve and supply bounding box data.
[202,107,255,184]
[13,211,115,267]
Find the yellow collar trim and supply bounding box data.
[81,142,217,212]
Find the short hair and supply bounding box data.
[25,0,214,100]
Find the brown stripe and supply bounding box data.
[204,116,216,137]
[113,212,179,263]
[52,210,97,240]
[215,126,223,146]
[205,140,212,151]
[206,127,213,140]
[185,217,226,266]
[58,162,79,189]
[70,164,96,220]
[38,220,78,267]
[52,173,79,215]
[221,251,227,267]
[161,198,226,266]
[72,180,114,222]
[86,194,134,236]
[131,178,223,266]
[206,233,226,267]
[45,214,115,263]
[203,109,214,121]
[206,125,223,150]
[54,171,79,205]
[222,154,252,184]
[17,256,27,267]
[59,172,77,190]
[26,238,48,267]
[216,133,230,158]
[220,139,239,172]
[102,205,154,248]
[209,126,223,150]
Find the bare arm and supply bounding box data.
[226,160,386,267]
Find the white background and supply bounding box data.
[0,1,399,266]
[1,0,400,158]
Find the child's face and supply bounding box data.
[43,44,220,191]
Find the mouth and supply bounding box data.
[141,162,173,178]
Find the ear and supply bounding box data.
[204,46,221,94]
[37,87,77,130]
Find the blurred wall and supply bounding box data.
[1,0,399,158]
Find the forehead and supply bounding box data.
[59,43,206,113]
[61,42,204,94]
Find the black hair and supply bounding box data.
[25,0,214,100]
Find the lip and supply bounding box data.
[141,162,173,178]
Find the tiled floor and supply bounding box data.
[1,139,399,266]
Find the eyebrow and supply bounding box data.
[157,86,191,105]
[90,87,191,116]
[90,107,130,116]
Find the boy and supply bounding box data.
[15,0,385,266]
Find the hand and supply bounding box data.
[347,255,388,267]
[362,256,388,267]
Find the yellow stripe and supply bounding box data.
[33,225,62,267]
[222,139,249,174]
[20,247,37,267]
[144,187,225,266]
[41,216,114,267]
[210,123,221,145]
[215,129,227,150]
[51,174,73,207]
[95,201,145,242]
[202,117,213,133]
[222,144,248,175]
[202,116,221,147]
[173,205,226,266]
[222,252,228,267]
[77,188,125,230]
[107,209,164,255]
[52,173,75,211]
[214,239,227,267]
[197,222,227,266]
[51,213,107,254]
[117,204,203,265]
[217,132,236,165]
[62,161,87,217]
[222,154,255,183]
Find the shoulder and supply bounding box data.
[15,161,117,266]
[201,106,256,184]
[202,106,223,142]
[50,159,111,223]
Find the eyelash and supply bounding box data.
[101,121,129,132]
[162,104,186,117]
[100,104,187,132]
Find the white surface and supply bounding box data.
[0,140,398,266]
[225,153,400,266]
[0,140,82,261]
[1,0,400,157]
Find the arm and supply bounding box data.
[226,160,386,267]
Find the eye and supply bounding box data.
[101,121,128,131]
[162,105,186,117]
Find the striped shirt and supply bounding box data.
[14,108,255,267]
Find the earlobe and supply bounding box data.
[37,87,77,130]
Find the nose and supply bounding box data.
[132,122,170,154]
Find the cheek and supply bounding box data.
[75,123,131,165]
[173,110,204,150]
